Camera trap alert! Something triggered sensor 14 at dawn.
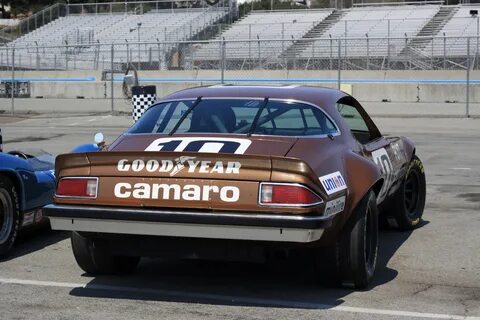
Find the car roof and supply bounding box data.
[161,85,349,115]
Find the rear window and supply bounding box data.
[129,99,338,137]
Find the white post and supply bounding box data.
[466,37,470,118]
[111,44,114,115]
[11,47,15,115]
[337,39,341,90]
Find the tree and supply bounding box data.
[3,0,56,16]
[5,0,157,16]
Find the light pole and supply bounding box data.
[130,22,142,70]
[125,39,129,63]
[137,23,141,70]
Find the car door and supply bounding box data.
[336,96,399,203]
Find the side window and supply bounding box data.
[268,108,302,129]
[337,103,371,144]
[254,102,338,136]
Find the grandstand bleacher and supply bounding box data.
[422,6,480,57]
[190,4,479,69]
[1,2,479,71]
[299,5,440,58]
[7,7,228,69]
[13,8,226,47]
[193,10,333,60]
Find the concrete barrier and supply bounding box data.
[0,70,478,103]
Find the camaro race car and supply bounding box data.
[44,85,426,288]
[0,130,55,258]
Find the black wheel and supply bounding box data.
[336,190,379,289]
[386,155,426,230]
[0,176,20,259]
[71,232,140,275]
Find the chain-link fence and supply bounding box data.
[0,35,477,117]
[1,35,478,72]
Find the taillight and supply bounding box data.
[56,177,98,198]
[259,183,322,207]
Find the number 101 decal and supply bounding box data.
[145,137,252,154]
[371,147,394,199]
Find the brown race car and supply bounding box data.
[44,85,426,289]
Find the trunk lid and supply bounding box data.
[54,150,324,214]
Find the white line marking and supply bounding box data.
[68,123,78,126]
[0,278,478,319]
[88,118,97,122]
[450,168,472,171]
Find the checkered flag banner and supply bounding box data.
[132,86,157,123]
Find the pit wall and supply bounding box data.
[1,70,478,103]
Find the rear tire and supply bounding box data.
[0,176,20,259]
[385,155,426,230]
[71,232,140,275]
[336,191,379,289]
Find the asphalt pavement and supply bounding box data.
[0,113,479,320]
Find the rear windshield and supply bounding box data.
[128,99,338,137]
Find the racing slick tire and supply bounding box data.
[0,176,20,259]
[386,155,426,230]
[336,190,379,289]
[71,232,140,275]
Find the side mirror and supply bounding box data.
[94,132,105,146]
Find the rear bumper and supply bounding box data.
[44,204,335,243]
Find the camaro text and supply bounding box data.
[114,182,240,202]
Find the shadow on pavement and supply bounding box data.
[69,223,428,309]
[1,226,69,262]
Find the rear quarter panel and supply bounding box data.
[286,137,382,243]
[0,153,55,212]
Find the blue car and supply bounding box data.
[0,130,56,258]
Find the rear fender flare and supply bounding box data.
[401,136,416,162]
[0,169,26,212]
[320,152,383,244]
[344,151,383,216]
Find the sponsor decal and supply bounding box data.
[372,148,393,175]
[145,137,252,154]
[319,171,347,195]
[117,157,241,177]
[372,147,394,199]
[324,196,346,216]
[114,182,240,203]
[391,140,406,162]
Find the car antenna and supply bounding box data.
[247,97,269,137]
[168,96,202,136]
